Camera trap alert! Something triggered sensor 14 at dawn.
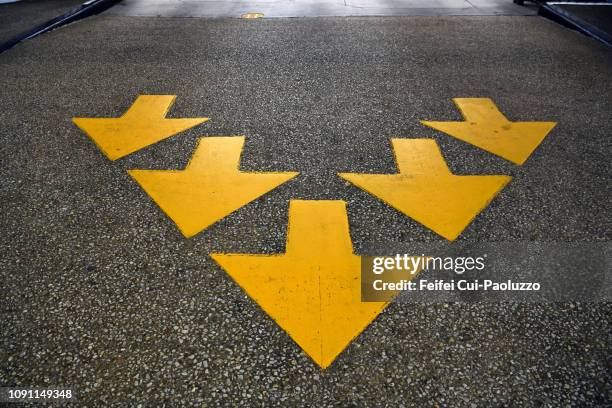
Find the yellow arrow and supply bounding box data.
[421,98,556,165]
[211,200,391,369]
[339,139,511,241]
[73,95,209,160]
[129,137,298,238]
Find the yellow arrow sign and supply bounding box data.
[421,98,556,165]
[73,95,209,160]
[339,139,511,241]
[211,200,391,369]
[129,137,298,238]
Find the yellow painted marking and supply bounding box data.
[421,98,556,165]
[339,139,511,241]
[73,95,209,161]
[242,12,264,18]
[129,137,298,238]
[211,200,391,369]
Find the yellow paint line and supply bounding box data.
[421,98,556,165]
[211,200,391,369]
[129,137,298,238]
[242,12,264,18]
[73,95,209,160]
[339,139,511,241]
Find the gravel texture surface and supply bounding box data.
[0,14,611,406]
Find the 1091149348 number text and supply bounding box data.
[1,388,75,402]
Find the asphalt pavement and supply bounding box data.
[107,0,537,17]
[0,4,611,407]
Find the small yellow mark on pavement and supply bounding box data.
[421,98,556,165]
[211,200,390,369]
[339,139,511,241]
[73,95,209,160]
[242,12,264,18]
[129,137,298,238]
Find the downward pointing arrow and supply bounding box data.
[73,95,209,160]
[129,137,298,238]
[421,98,556,165]
[211,200,391,369]
[339,139,511,241]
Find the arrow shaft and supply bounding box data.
[123,95,176,119]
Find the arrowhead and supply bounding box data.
[129,137,298,238]
[211,200,389,369]
[339,139,511,241]
[73,95,209,160]
[421,98,556,165]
